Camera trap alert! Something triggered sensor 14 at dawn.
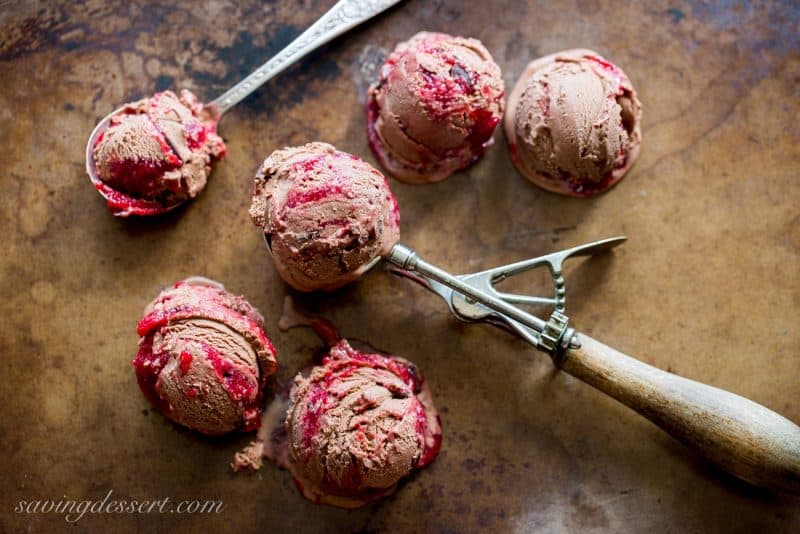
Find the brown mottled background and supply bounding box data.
[1,0,799,532]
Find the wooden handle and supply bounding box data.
[560,334,800,493]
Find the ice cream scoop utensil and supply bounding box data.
[385,238,800,494]
[86,0,403,208]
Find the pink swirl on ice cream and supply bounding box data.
[249,142,400,292]
[92,89,226,216]
[367,31,505,184]
[133,277,277,435]
[230,303,441,508]
[282,339,441,508]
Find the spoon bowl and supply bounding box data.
[85,0,404,216]
[86,105,188,217]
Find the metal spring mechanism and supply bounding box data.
[384,237,627,358]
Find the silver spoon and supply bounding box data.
[85,0,403,216]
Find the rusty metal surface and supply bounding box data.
[2,0,799,532]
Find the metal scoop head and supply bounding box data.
[385,237,627,355]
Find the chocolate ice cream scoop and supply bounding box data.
[505,49,642,196]
[249,142,400,292]
[92,90,226,216]
[133,277,277,435]
[231,301,441,507]
[87,0,402,217]
[367,31,505,184]
[284,339,441,507]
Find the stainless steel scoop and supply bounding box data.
[86,0,403,215]
[259,230,800,491]
[381,237,800,494]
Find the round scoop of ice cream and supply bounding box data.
[505,49,642,196]
[133,277,277,435]
[284,339,441,508]
[367,31,505,184]
[91,89,226,216]
[249,142,400,292]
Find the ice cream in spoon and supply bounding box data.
[91,90,225,216]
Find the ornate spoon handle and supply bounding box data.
[211,0,402,114]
